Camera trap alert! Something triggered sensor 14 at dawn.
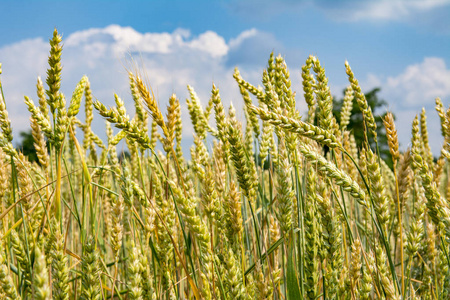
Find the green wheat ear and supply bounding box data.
[127,243,143,300]
[0,89,13,143]
[46,28,63,115]
[10,230,32,292]
[275,140,294,235]
[80,237,101,300]
[51,227,69,300]
[0,254,21,300]
[33,247,51,300]
[304,167,319,300]
[345,60,377,142]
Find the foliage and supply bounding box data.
[332,87,393,167]
[17,130,39,163]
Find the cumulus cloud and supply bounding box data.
[187,31,228,58]
[226,29,288,69]
[0,38,49,128]
[360,57,450,155]
[385,57,450,107]
[228,0,450,29]
[315,0,450,22]
[2,25,446,156]
[0,25,295,148]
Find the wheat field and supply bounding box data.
[0,28,450,300]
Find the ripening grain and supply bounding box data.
[0,29,449,300]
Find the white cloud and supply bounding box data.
[384,57,450,155]
[64,25,230,61]
[339,0,450,21]
[0,38,49,128]
[229,0,450,26]
[385,57,450,106]
[66,25,177,55]
[365,73,383,89]
[229,29,259,49]
[0,25,288,149]
[1,25,448,157]
[187,31,228,58]
[357,57,450,155]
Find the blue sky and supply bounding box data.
[1,0,450,154]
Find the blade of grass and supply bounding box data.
[286,231,302,300]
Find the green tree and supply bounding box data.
[332,87,394,168]
[17,130,39,163]
[118,150,131,163]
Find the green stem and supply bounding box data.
[55,148,62,226]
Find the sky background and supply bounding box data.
[1,0,450,155]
